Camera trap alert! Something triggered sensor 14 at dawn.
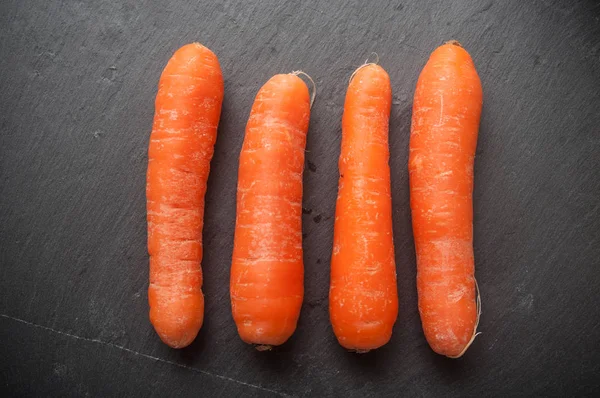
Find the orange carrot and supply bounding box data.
[409,41,482,358]
[230,73,312,348]
[147,43,224,348]
[329,63,398,352]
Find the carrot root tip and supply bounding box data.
[290,70,316,108]
[348,53,380,84]
[446,332,481,359]
[445,40,462,47]
[255,344,273,352]
[446,278,482,359]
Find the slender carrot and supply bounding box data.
[409,41,482,358]
[230,72,312,348]
[329,63,398,352]
[147,43,224,348]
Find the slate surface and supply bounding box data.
[1,0,599,396]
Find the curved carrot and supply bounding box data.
[147,43,224,348]
[230,73,311,348]
[329,63,398,352]
[409,41,482,358]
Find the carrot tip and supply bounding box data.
[445,40,462,47]
[255,344,273,352]
[291,70,316,108]
[446,278,482,359]
[348,55,380,84]
[446,332,481,359]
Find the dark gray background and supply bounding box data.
[1,0,599,396]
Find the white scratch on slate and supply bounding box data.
[0,313,289,397]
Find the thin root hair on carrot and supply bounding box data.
[348,53,380,83]
[446,278,482,359]
[291,70,316,108]
[366,52,379,65]
[445,40,462,47]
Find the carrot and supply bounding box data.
[329,62,398,352]
[230,72,313,348]
[409,41,482,358]
[147,43,224,348]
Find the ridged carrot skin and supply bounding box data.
[330,64,398,352]
[409,41,482,358]
[230,74,310,347]
[147,43,224,348]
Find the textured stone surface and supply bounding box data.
[1,0,599,396]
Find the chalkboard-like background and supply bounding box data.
[1,1,599,396]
